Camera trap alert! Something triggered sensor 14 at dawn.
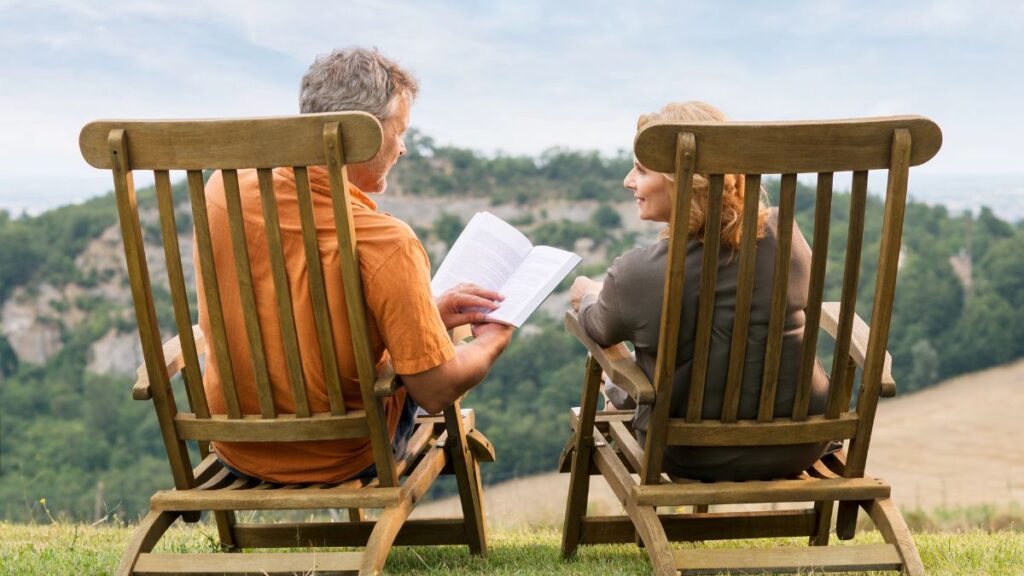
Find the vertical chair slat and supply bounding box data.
[758,173,797,422]
[294,166,339,417]
[189,169,242,419]
[838,130,913,539]
[722,174,762,422]
[686,174,724,423]
[825,171,869,419]
[642,132,696,485]
[109,133,195,488]
[154,170,209,419]
[792,173,833,421]
[223,169,275,419]
[323,122,398,487]
[846,129,913,476]
[256,168,307,417]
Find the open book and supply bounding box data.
[431,212,582,327]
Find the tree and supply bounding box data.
[591,204,622,229]
[905,339,939,393]
[432,212,464,250]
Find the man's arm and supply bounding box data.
[399,322,513,414]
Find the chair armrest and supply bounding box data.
[133,325,206,401]
[374,323,473,398]
[373,361,399,398]
[820,302,896,398]
[564,310,655,405]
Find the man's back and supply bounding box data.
[196,166,455,483]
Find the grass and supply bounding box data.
[2,521,1023,575]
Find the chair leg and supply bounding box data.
[347,508,365,522]
[836,500,859,540]
[213,510,238,551]
[865,498,926,576]
[810,500,834,546]
[627,503,676,576]
[115,511,178,576]
[562,356,604,559]
[360,503,413,576]
[561,433,594,559]
[444,401,487,556]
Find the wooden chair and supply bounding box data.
[79,113,495,575]
[559,116,941,575]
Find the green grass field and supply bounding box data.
[2,522,1023,575]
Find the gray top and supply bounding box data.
[579,209,831,481]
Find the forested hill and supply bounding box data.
[1,130,1023,523]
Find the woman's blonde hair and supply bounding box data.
[638,101,767,250]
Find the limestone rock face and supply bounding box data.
[86,328,144,377]
[1,284,64,365]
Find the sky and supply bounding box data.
[1,0,1022,214]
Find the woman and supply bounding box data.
[570,101,831,482]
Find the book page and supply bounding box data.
[431,212,533,296]
[487,246,582,327]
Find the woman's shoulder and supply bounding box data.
[608,239,669,284]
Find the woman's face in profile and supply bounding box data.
[623,159,672,222]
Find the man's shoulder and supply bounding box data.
[354,211,429,273]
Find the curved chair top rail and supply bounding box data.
[634,115,941,174]
[79,111,382,170]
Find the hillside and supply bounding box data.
[2,134,1024,522]
[415,359,1024,526]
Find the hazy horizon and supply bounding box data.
[4,164,1022,225]
[3,0,1022,217]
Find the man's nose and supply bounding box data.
[398,140,407,157]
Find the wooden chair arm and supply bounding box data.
[373,361,399,398]
[374,323,474,398]
[564,310,655,405]
[133,325,206,401]
[820,302,896,398]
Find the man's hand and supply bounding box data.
[470,319,515,346]
[436,283,504,330]
[570,276,603,312]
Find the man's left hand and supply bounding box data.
[436,283,504,330]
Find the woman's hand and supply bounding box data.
[436,283,504,330]
[570,276,603,312]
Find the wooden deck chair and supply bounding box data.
[559,116,941,575]
[79,113,495,576]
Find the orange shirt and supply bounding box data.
[196,166,454,483]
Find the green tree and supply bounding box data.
[591,204,622,229]
[433,212,464,250]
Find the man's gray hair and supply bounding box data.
[299,47,419,119]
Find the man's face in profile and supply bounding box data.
[348,95,410,194]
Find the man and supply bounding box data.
[196,48,513,484]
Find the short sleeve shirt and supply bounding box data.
[196,166,455,483]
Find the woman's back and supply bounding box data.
[578,208,830,481]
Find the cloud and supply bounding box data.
[1,0,1022,212]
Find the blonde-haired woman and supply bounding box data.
[570,101,831,481]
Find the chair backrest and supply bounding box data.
[79,113,403,490]
[632,116,942,485]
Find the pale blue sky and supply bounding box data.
[2,0,1022,213]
